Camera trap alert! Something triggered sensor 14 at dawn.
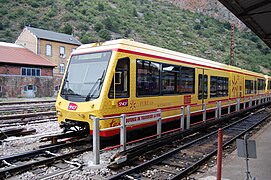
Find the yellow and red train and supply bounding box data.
[55,39,271,137]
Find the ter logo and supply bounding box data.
[68,103,78,110]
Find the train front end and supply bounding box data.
[55,47,113,135]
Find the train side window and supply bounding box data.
[136,60,160,96]
[198,74,208,99]
[162,64,179,95]
[210,76,217,98]
[254,80,257,93]
[258,79,265,91]
[180,67,195,94]
[268,80,271,90]
[108,57,130,98]
[210,76,228,98]
[245,80,253,94]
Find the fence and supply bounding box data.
[91,95,271,165]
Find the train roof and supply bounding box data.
[75,39,266,78]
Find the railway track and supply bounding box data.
[0,134,90,179]
[107,107,271,180]
[0,111,57,128]
[0,100,56,115]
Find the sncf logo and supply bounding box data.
[118,99,128,107]
[68,103,78,110]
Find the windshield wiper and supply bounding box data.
[85,71,105,101]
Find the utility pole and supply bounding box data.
[230,23,235,65]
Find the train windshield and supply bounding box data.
[60,51,112,102]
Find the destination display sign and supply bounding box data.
[126,111,161,126]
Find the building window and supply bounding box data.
[55,85,60,91]
[60,64,65,74]
[60,46,65,58]
[0,86,2,92]
[21,67,41,76]
[23,85,37,92]
[46,44,52,56]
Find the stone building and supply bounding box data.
[0,42,57,98]
[15,26,82,76]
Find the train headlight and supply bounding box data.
[57,110,62,116]
[89,114,95,120]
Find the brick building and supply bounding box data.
[0,42,57,98]
[15,26,82,76]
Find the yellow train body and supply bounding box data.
[56,39,270,137]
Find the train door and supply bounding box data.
[230,73,242,99]
[108,57,130,108]
[197,68,208,107]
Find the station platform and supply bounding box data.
[193,119,271,180]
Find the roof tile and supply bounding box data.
[0,43,56,67]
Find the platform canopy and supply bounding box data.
[218,0,271,49]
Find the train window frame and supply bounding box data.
[257,79,265,91]
[108,57,130,99]
[161,64,180,95]
[179,66,195,94]
[198,74,208,100]
[268,80,271,90]
[136,59,161,97]
[210,76,229,98]
[245,80,253,94]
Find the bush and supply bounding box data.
[31,1,40,8]
[97,2,105,11]
[47,8,57,17]
[223,22,231,30]
[103,17,119,33]
[61,23,73,34]
[98,29,111,40]
[193,24,201,30]
[94,22,104,32]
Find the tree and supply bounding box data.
[61,23,73,35]
[94,22,104,32]
[0,22,3,30]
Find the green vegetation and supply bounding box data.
[0,0,270,74]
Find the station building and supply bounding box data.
[15,26,82,76]
[0,42,57,98]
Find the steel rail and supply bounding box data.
[0,139,91,178]
[0,100,55,106]
[0,111,56,120]
[107,105,271,180]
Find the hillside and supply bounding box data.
[0,0,271,74]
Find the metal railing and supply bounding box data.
[91,95,271,164]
